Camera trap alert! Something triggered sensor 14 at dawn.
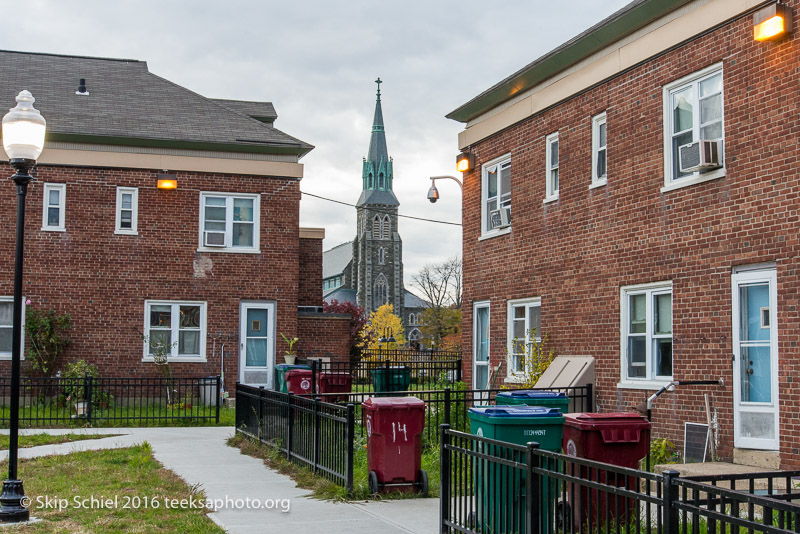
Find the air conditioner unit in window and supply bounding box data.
[489,207,511,230]
[679,140,722,173]
[203,231,226,247]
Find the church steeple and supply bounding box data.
[358,78,398,207]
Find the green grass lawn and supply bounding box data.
[0,405,235,429]
[5,443,223,533]
[0,433,119,450]
[227,432,440,502]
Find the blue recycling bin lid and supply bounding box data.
[496,390,567,399]
[468,406,562,418]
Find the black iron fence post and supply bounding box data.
[586,383,594,412]
[439,424,451,533]
[662,469,680,534]
[286,392,294,461]
[84,373,93,425]
[346,403,355,496]
[526,442,541,534]
[311,360,318,395]
[215,375,221,424]
[258,387,265,441]
[313,397,321,474]
[444,387,451,426]
[234,382,241,428]
[456,359,462,383]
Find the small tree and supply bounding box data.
[420,307,461,349]
[323,299,371,360]
[25,307,72,377]
[364,304,406,350]
[507,328,556,388]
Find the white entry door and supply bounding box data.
[239,301,276,388]
[473,301,490,390]
[732,268,779,450]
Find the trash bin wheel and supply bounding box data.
[368,471,380,495]
[556,500,572,532]
[417,469,429,497]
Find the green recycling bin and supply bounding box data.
[275,364,310,393]
[370,366,411,395]
[468,406,564,533]
[495,390,570,413]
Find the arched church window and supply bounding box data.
[378,247,385,265]
[409,313,415,325]
[379,173,385,189]
[372,215,381,239]
[368,173,374,189]
[374,275,388,308]
[382,215,391,239]
[409,329,420,341]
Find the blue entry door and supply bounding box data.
[732,268,778,450]
[239,301,275,388]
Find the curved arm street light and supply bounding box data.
[427,175,463,203]
[0,90,46,523]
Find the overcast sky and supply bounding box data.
[3,0,630,285]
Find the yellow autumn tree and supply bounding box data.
[365,304,406,350]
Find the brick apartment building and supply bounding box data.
[449,0,800,468]
[0,50,349,393]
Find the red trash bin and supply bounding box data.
[285,369,313,395]
[362,396,428,495]
[561,413,651,529]
[317,372,352,402]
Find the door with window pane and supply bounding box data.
[239,301,275,388]
[473,302,490,390]
[732,269,779,450]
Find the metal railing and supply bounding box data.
[439,426,800,534]
[0,375,221,427]
[235,383,355,494]
[308,356,462,394]
[305,384,594,445]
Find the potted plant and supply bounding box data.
[280,333,299,365]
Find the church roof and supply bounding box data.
[323,288,357,306]
[356,190,399,207]
[322,241,353,279]
[404,290,428,309]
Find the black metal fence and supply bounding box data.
[305,385,593,445]
[440,426,800,534]
[308,356,462,394]
[0,375,221,427]
[235,383,355,494]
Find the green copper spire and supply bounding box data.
[358,78,398,207]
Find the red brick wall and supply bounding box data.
[0,163,301,394]
[298,236,322,306]
[296,313,351,363]
[460,6,800,467]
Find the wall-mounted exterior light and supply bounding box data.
[754,3,793,41]
[456,151,474,173]
[157,173,177,190]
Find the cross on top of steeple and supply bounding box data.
[375,77,382,100]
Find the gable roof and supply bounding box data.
[323,241,354,279]
[0,50,312,157]
[404,290,428,309]
[212,98,277,124]
[447,0,694,123]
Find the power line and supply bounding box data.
[301,190,462,227]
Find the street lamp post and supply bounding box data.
[0,90,46,523]
[426,175,463,203]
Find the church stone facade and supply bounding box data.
[323,81,426,345]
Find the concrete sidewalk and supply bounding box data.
[0,427,438,534]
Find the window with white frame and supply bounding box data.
[621,283,672,382]
[507,298,541,377]
[545,133,559,201]
[115,187,138,234]
[42,183,65,231]
[591,113,607,186]
[199,193,259,252]
[663,64,724,187]
[481,154,511,236]
[0,297,23,359]
[144,301,206,360]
